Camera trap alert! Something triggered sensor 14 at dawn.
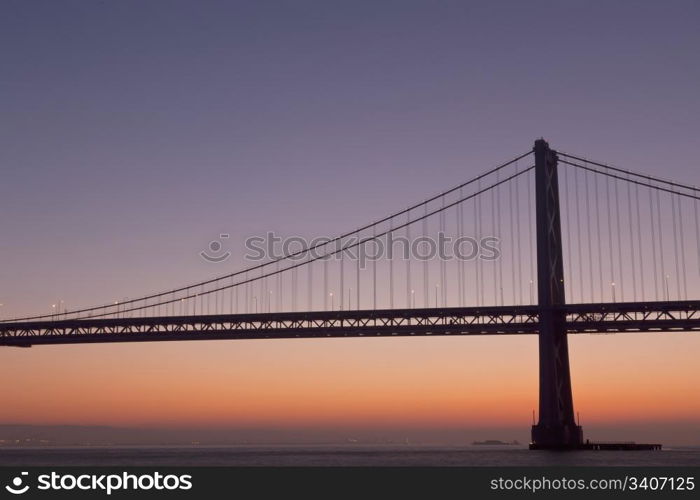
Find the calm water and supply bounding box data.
[1,445,699,466]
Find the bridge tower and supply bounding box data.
[531,139,583,448]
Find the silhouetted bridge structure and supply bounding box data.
[3,301,699,346]
[2,139,699,449]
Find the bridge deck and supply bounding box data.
[1,301,698,347]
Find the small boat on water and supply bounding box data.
[472,439,520,446]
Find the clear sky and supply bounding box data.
[1,0,699,445]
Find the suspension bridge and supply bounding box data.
[2,139,698,449]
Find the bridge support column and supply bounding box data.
[531,139,583,448]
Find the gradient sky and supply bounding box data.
[1,0,699,445]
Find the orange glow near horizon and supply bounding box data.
[1,333,698,436]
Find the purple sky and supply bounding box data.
[2,1,698,315]
[1,1,699,443]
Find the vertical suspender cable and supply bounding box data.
[356,229,360,310]
[584,166,594,301]
[605,174,615,301]
[277,261,281,312]
[649,188,659,300]
[508,168,515,305]
[307,248,313,311]
[634,183,645,301]
[389,217,394,308]
[292,265,297,312]
[574,167,583,302]
[442,194,448,307]
[262,271,267,314]
[671,193,681,300]
[677,196,688,299]
[614,177,624,300]
[406,210,412,308]
[260,267,265,313]
[323,247,328,310]
[490,178,497,305]
[594,172,603,301]
[373,225,377,310]
[627,179,637,301]
[339,236,344,311]
[515,164,522,305]
[527,168,534,305]
[235,278,239,314]
[246,273,253,314]
[695,197,700,277]
[564,164,573,300]
[656,190,667,300]
[458,187,464,306]
[423,203,429,307]
[498,171,505,305]
[478,178,484,306]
